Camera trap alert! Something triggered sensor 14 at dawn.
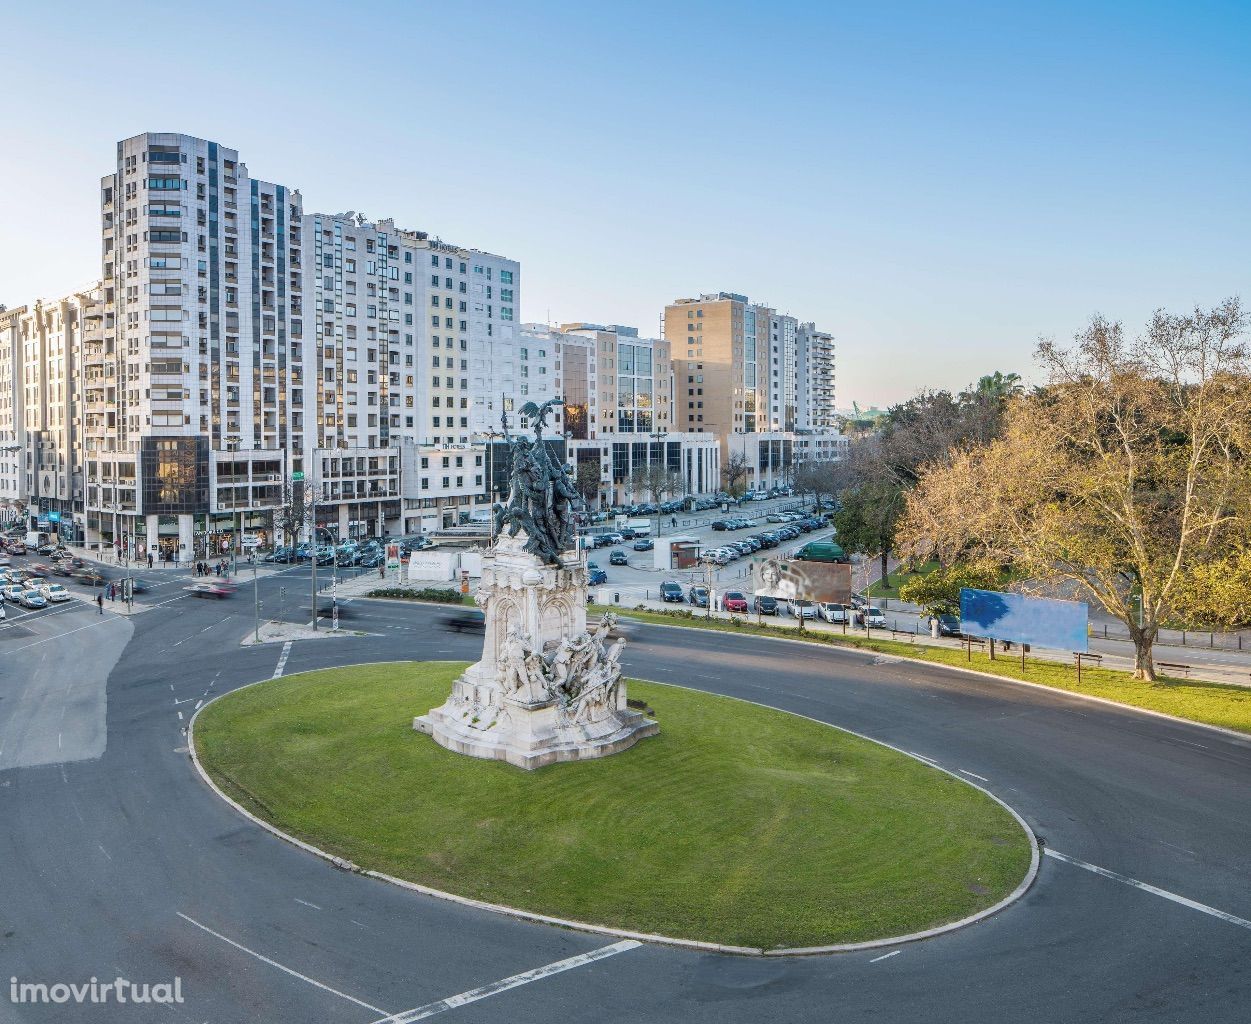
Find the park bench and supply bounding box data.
[1156,661,1192,679]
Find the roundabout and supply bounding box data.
[192,661,1035,952]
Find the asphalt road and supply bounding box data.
[1,568,1249,1023]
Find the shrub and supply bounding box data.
[368,587,463,604]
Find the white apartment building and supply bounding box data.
[796,323,837,430]
[302,212,520,536]
[93,132,303,560]
[0,305,26,512]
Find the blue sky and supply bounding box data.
[1,1,1246,405]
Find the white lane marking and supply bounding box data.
[294,899,322,910]
[958,768,989,782]
[907,750,940,766]
[368,939,642,1024]
[57,732,62,749]
[3,616,112,653]
[272,640,292,679]
[869,949,900,963]
[177,711,184,721]
[176,912,391,1016]
[1045,850,1251,930]
[97,843,112,861]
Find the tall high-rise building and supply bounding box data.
[796,322,837,430]
[94,132,303,558]
[664,291,790,437]
[0,305,27,508]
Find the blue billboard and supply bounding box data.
[959,589,1088,653]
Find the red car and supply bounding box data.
[721,591,749,613]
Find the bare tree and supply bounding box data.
[271,476,315,548]
[574,461,602,508]
[721,451,750,497]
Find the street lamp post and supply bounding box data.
[649,429,666,538]
[477,428,504,541]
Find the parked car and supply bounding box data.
[863,606,887,628]
[659,581,685,603]
[19,589,48,610]
[935,614,963,637]
[609,549,629,566]
[819,602,849,624]
[2,583,27,602]
[38,582,72,603]
[688,585,709,608]
[753,594,779,615]
[358,553,384,568]
[588,567,607,586]
[632,538,653,551]
[710,520,730,531]
[721,591,749,613]
[789,599,819,619]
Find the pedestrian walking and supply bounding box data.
[147,553,154,569]
[379,562,385,579]
[671,516,677,528]
[96,593,103,615]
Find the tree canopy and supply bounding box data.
[898,299,1251,679]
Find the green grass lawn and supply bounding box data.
[597,606,1251,735]
[865,560,940,599]
[194,663,1032,950]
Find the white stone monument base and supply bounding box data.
[412,533,658,770]
[414,687,658,770]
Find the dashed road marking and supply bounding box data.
[957,768,989,782]
[294,899,322,910]
[272,641,292,679]
[1045,850,1251,930]
[367,940,642,1024]
[869,950,900,963]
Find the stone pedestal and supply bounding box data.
[414,533,658,769]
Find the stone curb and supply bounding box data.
[620,616,1251,746]
[187,660,1040,958]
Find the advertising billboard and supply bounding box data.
[959,589,1088,653]
[752,558,852,603]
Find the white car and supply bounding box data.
[38,583,71,603]
[864,606,887,627]
[819,601,848,623]
[789,599,819,619]
[2,583,25,603]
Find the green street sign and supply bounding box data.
[292,471,304,482]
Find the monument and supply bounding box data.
[414,398,658,769]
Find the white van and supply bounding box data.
[626,518,652,536]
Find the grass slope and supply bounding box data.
[195,663,1031,949]
[603,606,1251,735]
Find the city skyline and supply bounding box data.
[2,1,1248,407]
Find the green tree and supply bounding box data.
[899,563,1003,617]
[830,480,901,588]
